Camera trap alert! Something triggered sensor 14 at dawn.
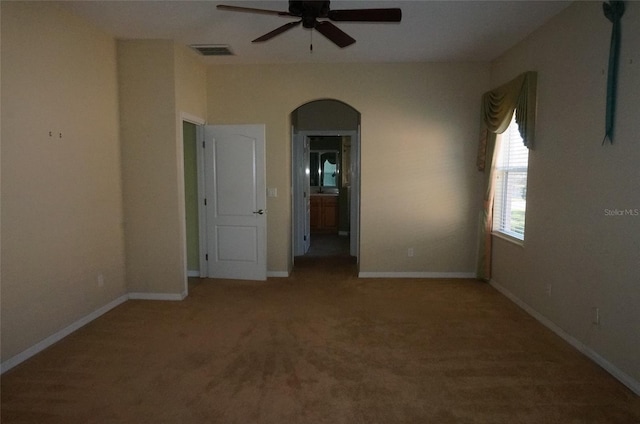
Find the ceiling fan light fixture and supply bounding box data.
[190,44,234,56]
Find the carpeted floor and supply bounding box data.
[2,256,639,423]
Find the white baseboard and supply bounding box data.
[0,294,129,374]
[1,290,188,374]
[188,270,288,278]
[490,279,640,396]
[128,292,186,301]
[358,271,476,279]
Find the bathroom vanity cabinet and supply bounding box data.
[310,195,338,233]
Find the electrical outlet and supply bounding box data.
[407,248,414,257]
[546,284,552,296]
[97,274,105,287]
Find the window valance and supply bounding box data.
[477,71,537,171]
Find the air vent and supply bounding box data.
[190,44,234,56]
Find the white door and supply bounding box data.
[303,137,311,253]
[204,125,267,281]
[292,133,311,256]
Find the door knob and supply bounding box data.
[253,209,265,215]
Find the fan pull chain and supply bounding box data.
[310,29,313,53]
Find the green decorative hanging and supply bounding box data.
[602,1,625,144]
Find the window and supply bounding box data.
[493,115,529,241]
[322,158,337,187]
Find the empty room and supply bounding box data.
[1,1,639,422]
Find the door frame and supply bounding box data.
[291,129,361,262]
[292,129,310,256]
[179,113,206,295]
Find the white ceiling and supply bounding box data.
[57,0,572,64]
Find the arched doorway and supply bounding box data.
[291,99,361,263]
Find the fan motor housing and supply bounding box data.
[290,1,330,25]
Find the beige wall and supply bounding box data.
[175,44,208,120]
[207,63,489,274]
[118,40,206,295]
[1,3,126,360]
[118,40,182,295]
[490,2,640,385]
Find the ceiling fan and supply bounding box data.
[216,1,402,48]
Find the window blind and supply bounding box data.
[493,115,529,240]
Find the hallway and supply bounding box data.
[302,234,350,258]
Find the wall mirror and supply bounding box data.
[310,150,339,191]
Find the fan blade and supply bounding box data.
[328,8,402,22]
[253,20,302,43]
[315,21,355,48]
[216,5,293,17]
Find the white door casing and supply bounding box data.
[204,125,267,281]
[351,126,360,259]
